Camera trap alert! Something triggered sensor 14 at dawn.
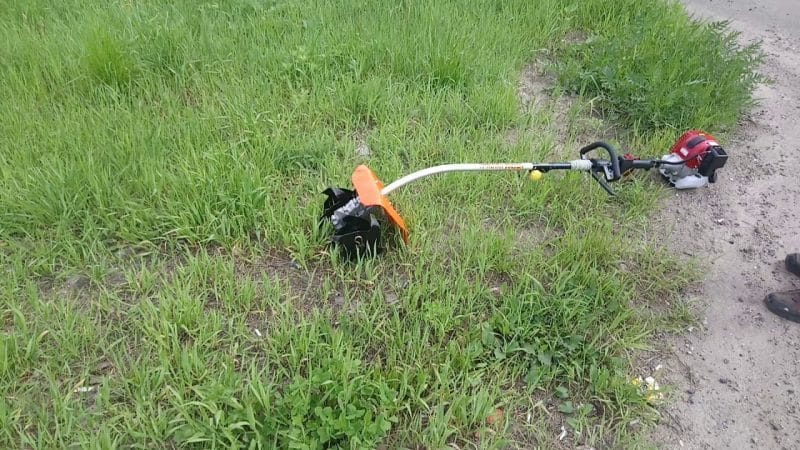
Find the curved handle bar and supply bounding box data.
[579,141,621,181]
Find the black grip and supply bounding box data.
[579,141,621,181]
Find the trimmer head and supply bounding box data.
[320,165,408,258]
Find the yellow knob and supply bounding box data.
[529,170,543,181]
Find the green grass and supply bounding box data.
[0,0,757,448]
[556,1,763,134]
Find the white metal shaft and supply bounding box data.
[380,160,593,196]
[380,163,534,196]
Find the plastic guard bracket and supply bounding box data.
[351,165,409,243]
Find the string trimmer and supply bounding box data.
[321,130,727,257]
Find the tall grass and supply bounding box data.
[557,0,762,133]
[0,0,758,448]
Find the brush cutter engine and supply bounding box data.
[659,130,728,189]
[321,131,727,257]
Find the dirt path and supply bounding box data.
[653,1,800,448]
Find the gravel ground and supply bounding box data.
[652,1,800,448]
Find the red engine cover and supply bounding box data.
[670,130,719,169]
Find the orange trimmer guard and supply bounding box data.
[351,165,409,243]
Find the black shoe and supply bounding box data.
[786,253,800,278]
[765,290,800,323]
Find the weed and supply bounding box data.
[84,26,137,87]
[557,0,763,134]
